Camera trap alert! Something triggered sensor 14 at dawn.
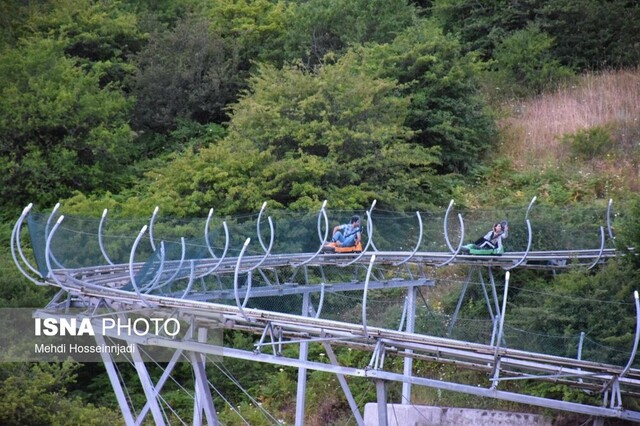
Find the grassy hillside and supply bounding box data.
[460,69,640,208]
[502,70,639,187]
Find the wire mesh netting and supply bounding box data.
[20,202,635,367]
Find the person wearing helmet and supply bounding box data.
[330,215,362,248]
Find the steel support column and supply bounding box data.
[295,292,310,426]
[402,285,416,404]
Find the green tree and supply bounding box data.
[0,362,122,426]
[207,0,294,67]
[0,37,135,215]
[282,0,418,67]
[116,56,440,216]
[23,0,145,86]
[362,20,497,173]
[433,0,640,72]
[490,24,573,97]
[131,15,241,135]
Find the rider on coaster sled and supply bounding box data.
[322,215,363,253]
[461,221,509,255]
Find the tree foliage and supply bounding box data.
[490,24,573,97]
[131,16,241,135]
[0,37,135,215]
[282,0,418,67]
[432,0,640,73]
[128,57,440,215]
[0,362,121,426]
[362,20,497,173]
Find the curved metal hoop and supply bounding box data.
[293,201,330,267]
[443,200,456,253]
[587,226,606,270]
[148,206,160,252]
[505,219,532,271]
[314,282,327,319]
[45,203,65,269]
[436,213,465,268]
[620,291,640,380]
[361,254,377,336]
[246,216,274,272]
[180,260,197,299]
[393,211,424,266]
[98,209,115,266]
[11,204,46,285]
[128,225,149,300]
[44,215,68,289]
[504,196,537,271]
[606,199,615,241]
[233,238,252,321]
[200,216,230,278]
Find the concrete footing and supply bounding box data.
[363,403,553,426]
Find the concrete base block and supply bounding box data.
[363,403,553,426]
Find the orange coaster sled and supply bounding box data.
[322,241,363,254]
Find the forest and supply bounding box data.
[1,0,640,424]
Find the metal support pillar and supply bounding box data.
[376,380,388,426]
[322,342,365,426]
[95,333,135,426]
[402,285,416,404]
[447,268,473,336]
[191,327,218,426]
[131,343,166,426]
[295,292,310,426]
[491,272,511,389]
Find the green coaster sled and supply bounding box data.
[460,244,505,256]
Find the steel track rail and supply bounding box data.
[47,272,640,394]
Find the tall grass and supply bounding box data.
[499,69,640,186]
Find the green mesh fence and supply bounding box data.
[21,202,635,368]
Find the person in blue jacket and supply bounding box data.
[331,215,362,247]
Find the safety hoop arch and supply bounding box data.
[128,225,154,307]
[314,282,327,319]
[587,226,606,270]
[148,206,160,252]
[138,240,166,293]
[393,211,423,266]
[435,213,465,268]
[602,291,640,395]
[98,209,115,266]
[503,196,536,271]
[606,198,615,241]
[619,291,640,381]
[44,215,70,290]
[443,200,456,253]
[339,199,377,268]
[179,260,197,299]
[45,203,65,269]
[200,208,230,277]
[293,200,329,267]
[256,202,269,252]
[233,238,252,321]
[361,254,377,337]
[11,204,46,285]
[231,201,276,274]
[148,237,188,293]
[246,212,274,273]
[504,219,532,271]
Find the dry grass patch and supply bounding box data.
[499,69,640,186]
